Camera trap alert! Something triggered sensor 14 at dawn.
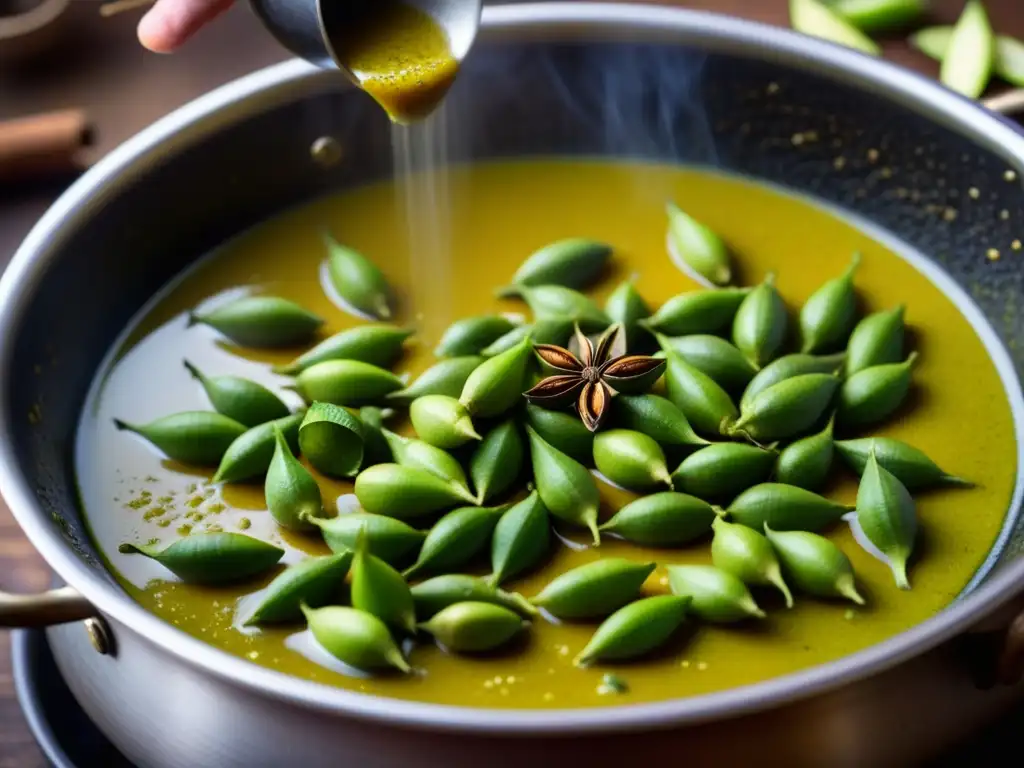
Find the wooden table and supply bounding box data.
[0,1,1021,765]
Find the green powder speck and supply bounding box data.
[177,524,193,536]
[187,496,204,508]
[143,507,166,521]
[238,518,252,530]
[157,496,174,505]
[205,523,223,533]
[207,502,225,514]
[156,519,173,528]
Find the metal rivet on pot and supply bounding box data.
[84,616,113,655]
[310,136,343,168]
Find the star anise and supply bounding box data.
[523,323,666,432]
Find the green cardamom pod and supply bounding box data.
[301,604,410,673]
[114,411,246,466]
[188,295,323,348]
[410,574,537,619]
[274,325,413,375]
[845,305,905,376]
[834,436,972,490]
[741,352,846,411]
[732,272,788,367]
[525,403,595,465]
[666,201,731,286]
[403,505,505,580]
[728,373,838,442]
[118,532,283,584]
[489,491,550,585]
[775,416,835,491]
[856,446,917,589]
[600,492,716,546]
[306,511,424,566]
[409,394,481,450]
[297,402,364,478]
[661,344,738,436]
[592,429,673,492]
[666,564,765,622]
[833,0,926,33]
[657,334,758,395]
[509,285,610,332]
[497,238,612,296]
[292,360,404,406]
[525,425,601,545]
[671,442,776,500]
[351,530,417,634]
[764,525,864,604]
[324,234,394,320]
[837,352,918,430]
[212,411,305,484]
[710,518,792,606]
[482,318,574,356]
[799,253,860,353]
[604,279,652,352]
[419,601,526,653]
[354,464,475,520]
[460,335,534,418]
[435,316,521,357]
[265,426,321,531]
[938,0,995,99]
[358,406,393,467]
[470,420,525,504]
[727,482,852,532]
[530,558,655,619]
[183,360,289,427]
[242,552,352,625]
[639,288,749,336]
[381,428,474,498]
[574,595,690,667]
[610,394,710,449]
[386,356,484,404]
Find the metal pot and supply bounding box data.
[3,4,1024,766]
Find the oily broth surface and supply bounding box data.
[75,161,1017,709]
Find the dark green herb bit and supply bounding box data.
[118,532,283,585]
[297,402,364,478]
[490,490,550,585]
[301,604,410,673]
[531,558,655,620]
[212,411,305,484]
[410,574,537,620]
[574,595,690,667]
[667,564,765,623]
[435,316,521,357]
[497,238,612,295]
[243,553,352,625]
[671,443,776,500]
[834,436,972,490]
[275,325,413,374]
[183,360,289,427]
[856,447,917,589]
[114,411,247,466]
[600,492,716,547]
[188,295,324,348]
[324,234,394,319]
[419,601,526,653]
[726,483,852,532]
[764,525,864,605]
[598,673,630,694]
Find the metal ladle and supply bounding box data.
[249,0,481,77]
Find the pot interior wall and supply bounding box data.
[7,40,1024,589]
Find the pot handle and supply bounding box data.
[0,585,95,627]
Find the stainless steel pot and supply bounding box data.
[3,4,1024,766]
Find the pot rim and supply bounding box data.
[3,1,1024,735]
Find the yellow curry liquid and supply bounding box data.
[329,1,459,124]
[76,160,1018,709]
